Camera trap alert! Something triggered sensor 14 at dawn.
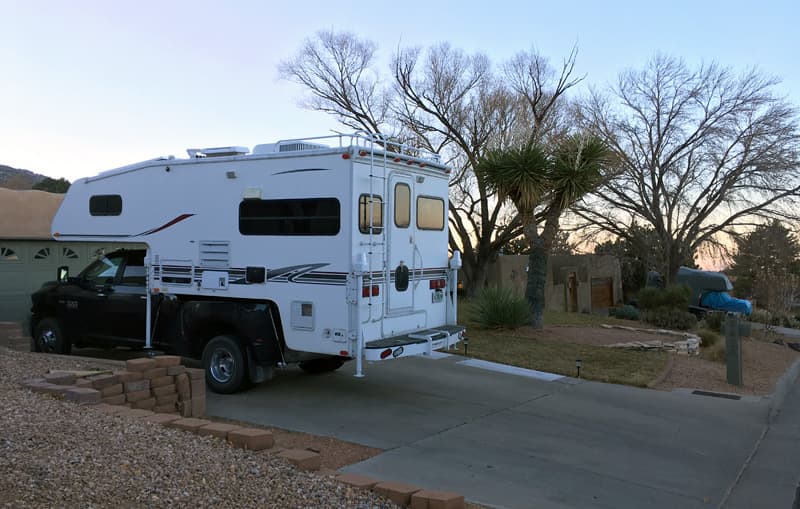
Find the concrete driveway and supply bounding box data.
[206,353,776,508]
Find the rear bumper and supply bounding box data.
[364,325,465,361]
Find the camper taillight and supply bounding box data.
[362,285,379,297]
[429,279,446,290]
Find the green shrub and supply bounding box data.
[749,308,772,325]
[697,328,722,348]
[637,285,691,311]
[641,308,698,330]
[609,304,640,321]
[469,287,530,329]
[702,312,724,332]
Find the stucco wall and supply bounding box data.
[488,254,623,313]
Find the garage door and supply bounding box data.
[590,277,613,310]
[0,241,142,323]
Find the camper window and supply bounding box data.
[417,196,445,230]
[239,198,340,236]
[394,183,411,228]
[358,195,383,234]
[89,195,123,216]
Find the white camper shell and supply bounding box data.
[51,133,464,386]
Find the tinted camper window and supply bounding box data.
[90,195,122,216]
[358,194,383,234]
[394,183,410,228]
[417,196,445,230]
[239,198,340,236]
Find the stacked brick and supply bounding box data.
[21,355,207,417]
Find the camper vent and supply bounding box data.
[187,146,249,158]
[199,241,230,268]
[278,142,327,152]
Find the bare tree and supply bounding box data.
[278,30,390,134]
[279,31,581,294]
[576,55,800,282]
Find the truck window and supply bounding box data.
[358,194,383,234]
[81,254,124,285]
[120,252,146,286]
[394,184,410,228]
[417,196,445,230]
[239,198,340,236]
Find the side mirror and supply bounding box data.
[57,266,69,283]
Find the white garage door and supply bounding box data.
[0,241,142,323]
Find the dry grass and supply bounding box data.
[458,302,669,387]
[462,329,669,387]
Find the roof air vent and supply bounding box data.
[186,146,249,158]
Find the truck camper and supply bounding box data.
[30,133,465,393]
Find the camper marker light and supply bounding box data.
[380,348,393,359]
[340,350,349,356]
[342,153,351,159]
[359,150,368,156]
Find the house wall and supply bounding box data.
[488,254,623,314]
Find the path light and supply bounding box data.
[575,358,582,378]
[463,335,469,356]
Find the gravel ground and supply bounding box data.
[653,336,800,395]
[0,346,398,509]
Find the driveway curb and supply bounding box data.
[768,356,800,422]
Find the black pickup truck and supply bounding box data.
[29,248,344,393]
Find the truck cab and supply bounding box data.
[31,249,149,353]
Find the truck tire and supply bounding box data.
[202,335,246,394]
[299,357,344,374]
[33,318,71,355]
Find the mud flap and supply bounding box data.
[246,346,274,384]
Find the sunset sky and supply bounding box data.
[1,0,797,182]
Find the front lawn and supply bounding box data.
[457,303,669,387]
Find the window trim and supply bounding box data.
[416,195,446,231]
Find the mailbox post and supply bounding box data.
[724,313,743,386]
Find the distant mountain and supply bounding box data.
[0,164,47,190]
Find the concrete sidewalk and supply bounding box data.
[722,369,800,509]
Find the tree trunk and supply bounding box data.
[526,231,548,330]
[464,262,490,298]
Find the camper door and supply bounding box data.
[387,173,417,314]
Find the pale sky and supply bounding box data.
[1,0,797,182]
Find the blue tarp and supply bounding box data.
[700,291,752,315]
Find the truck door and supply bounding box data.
[64,252,126,342]
[387,174,416,314]
[105,251,148,345]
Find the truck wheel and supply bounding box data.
[33,318,71,355]
[202,335,246,394]
[299,357,344,374]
